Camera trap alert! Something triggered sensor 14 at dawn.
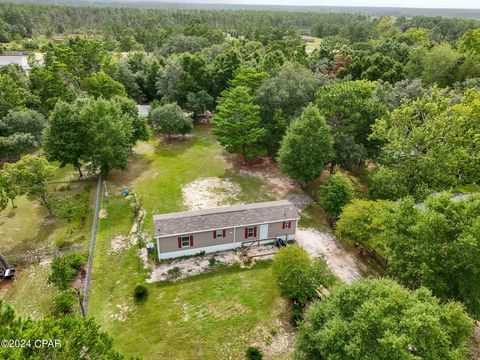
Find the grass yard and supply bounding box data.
[1,164,96,317]
[89,125,294,359]
[2,262,60,318]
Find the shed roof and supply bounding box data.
[153,200,299,238]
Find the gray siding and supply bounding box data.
[157,220,298,254]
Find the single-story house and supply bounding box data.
[153,200,299,260]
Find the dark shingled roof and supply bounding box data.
[153,200,299,238]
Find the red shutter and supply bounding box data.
[245,228,248,238]
[288,221,292,229]
[178,237,181,248]
[189,235,193,247]
[213,231,217,239]
[222,229,226,237]
[282,221,285,229]
[254,226,257,237]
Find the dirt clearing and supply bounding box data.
[182,177,242,210]
[143,245,277,283]
[296,228,377,283]
[235,157,298,197]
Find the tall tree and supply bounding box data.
[319,173,354,217]
[79,98,133,176]
[296,279,474,360]
[371,89,480,200]
[384,194,480,317]
[278,105,334,185]
[82,71,127,99]
[0,109,45,161]
[212,86,265,159]
[255,63,318,154]
[44,101,91,178]
[0,300,136,359]
[1,155,55,215]
[316,80,387,160]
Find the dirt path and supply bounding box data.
[296,228,377,283]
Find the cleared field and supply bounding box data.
[89,125,294,359]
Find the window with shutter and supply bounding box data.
[288,221,292,229]
[180,235,190,248]
[246,227,255,238]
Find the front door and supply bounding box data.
[259,224,269,240]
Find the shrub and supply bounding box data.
[148,103,193,137]
[133,284,149,301]
[290,302,304,327]
[48,253,87,291]
[208,257,217,267]
[319,173,354,217]
[53,193,88,222]
[272,246,336,305]
[54,291,76,315]
[245,346,263,360]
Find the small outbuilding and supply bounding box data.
[153,200,299,259]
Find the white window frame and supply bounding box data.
[247,226,255,238]
[215,230,223,239]
[181,235,190,248]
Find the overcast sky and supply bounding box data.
[141,0,480,9]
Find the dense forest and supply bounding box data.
[1,2,480,359]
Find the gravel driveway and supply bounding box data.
[296,228,376,283]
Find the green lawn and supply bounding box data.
[89,126,293,359]
[3,262,60,319]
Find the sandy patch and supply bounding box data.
[144,245,276,283]
[182,177,241,210]
[99,209,107,219]
[234,157,298,197]
[133,141,155,155]
[111,304,131,322]
[109,206,146,254]
[296,228,376,283]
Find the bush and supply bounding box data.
[290,302,304,327]
[48,253,87,291]
[54,291,76,315]
[133,284,149,301]
[319,173,354,217]
[53,193,88,222]
[272,246,336,305]
[208,257,217,267]
[245,346,263,360]
[148,103,193,137]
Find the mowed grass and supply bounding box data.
[3,262,60,318]
[90,126,292,359]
